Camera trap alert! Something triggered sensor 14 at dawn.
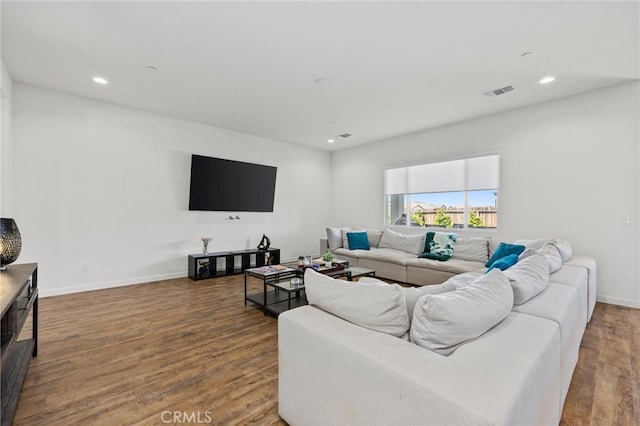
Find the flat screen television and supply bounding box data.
[188,154,277,212]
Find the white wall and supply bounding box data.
[11,83,331,296]
[331,82,640,308]
[0,60,13,216]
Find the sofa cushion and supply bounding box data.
[378,228,425,255]
[402,283,456,322]
[419,232,458,261]
[304,269,410,337]
[358,276,454,322]
[410,269,514,355]
[485,242,526,267]
[441,271,484,289]
[451,237,489,262]
[406,257,485,275]
[514,238,573,263]
[356,248,416,265]
[341,227,365,249]
[347,231,370,250]
[504,253,550,305]
[538,243,563,273]
[553,239,573,262]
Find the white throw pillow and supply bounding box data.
[304,269,410,337]
[378,228,425,255]
[504,253,550,305]
[450,237,489,262]
[410,269,513,356]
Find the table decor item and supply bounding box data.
[257,234,271,250]
[321,250,337,268]
[0,218,22,270]
[201,237,211,255]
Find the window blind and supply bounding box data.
[384,154,500,195]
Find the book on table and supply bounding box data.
[249,265,294,275]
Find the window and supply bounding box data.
[384,154,499,230]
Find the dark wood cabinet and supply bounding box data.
[188,248,280,280]
[0,263,38,426]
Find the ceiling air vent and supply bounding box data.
[484,85,515,98]
[339,133,352,139]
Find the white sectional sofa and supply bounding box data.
[321,227,492,285]
[280,231,597,425]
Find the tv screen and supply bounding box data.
[188,155,277,212]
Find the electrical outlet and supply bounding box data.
[622,215,631,225]
[83,263,90,272]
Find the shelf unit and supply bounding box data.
[188,248,281,281]
[1,263,38,426]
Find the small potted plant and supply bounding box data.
[321,250,337,267]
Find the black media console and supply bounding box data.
[188,248,280,281]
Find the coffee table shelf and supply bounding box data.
[246,279,307,316]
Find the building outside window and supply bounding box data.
[384,154,499,230]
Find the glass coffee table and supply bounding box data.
[244,263,376,316]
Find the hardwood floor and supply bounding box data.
[561,303,640,425]
[11,275,640,425]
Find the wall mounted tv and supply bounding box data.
[188,154,277,212]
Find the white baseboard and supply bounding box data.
[39,271,188,297]
[39,257,324,298]
[596,295,640,309]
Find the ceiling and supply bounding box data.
[2,1,638,152]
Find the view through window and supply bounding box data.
[384,154,499,230]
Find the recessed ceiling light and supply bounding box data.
[327,139,335,143]
[146,66,158,72]
[539,76,555,84]
[314,78,327,85]
[92,76,108,85]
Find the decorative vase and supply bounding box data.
[0,218,22,270]
[325,261,332,268]
[202,240,209,255]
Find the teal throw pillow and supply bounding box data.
[486,253,519,272]
[485,242,526,267]
[418,232,458,261]
[347,231,370,250]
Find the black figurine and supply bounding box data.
[257,234,271,250]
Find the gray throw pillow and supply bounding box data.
[326,227,343,251]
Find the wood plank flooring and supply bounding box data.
[11,275,640,425]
